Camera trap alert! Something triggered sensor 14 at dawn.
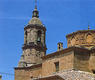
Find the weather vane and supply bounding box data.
[88,24,90,30]
[88,22,90,30]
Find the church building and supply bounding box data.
[14,1,95,80]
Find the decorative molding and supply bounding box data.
[42,46,89,60]
[66,30,95,38]
[22,43,47,51]
[24,24,46,31]
[15,63,42,70]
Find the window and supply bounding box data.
[25,31,27,43]
[37,30,41,42]
[59,45,61,50]
[54,62,59,72]
[25,31,27,35]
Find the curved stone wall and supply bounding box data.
[66,30,95,49]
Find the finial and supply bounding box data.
[35,0,37,9]
[88,24,90,30]
[32,0,39,18]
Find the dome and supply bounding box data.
[28,4,44,25]
[66,30,95,49]
[28,17,43,25]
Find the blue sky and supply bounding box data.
[0,0,95,80]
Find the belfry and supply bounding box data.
[18,0,47,67]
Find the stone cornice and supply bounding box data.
[15,63,42,70]
[66,30,95,38]
[24,24,46,31]
[42,46,90,60]
[22,43,47,51]
[22,42,47,51]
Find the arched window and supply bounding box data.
[37,30,41,42]
[25,31,27,35]
[25,31,27,43]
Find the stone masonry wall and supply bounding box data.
[15,69,30,80]
[67,30,95,49]
[15,67,42,80]
[42,51,74,76]
[74,50,90,72]
[30,67,42,78]
[89,52,95,72]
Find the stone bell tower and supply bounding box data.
[18,2,47,67]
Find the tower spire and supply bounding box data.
[35,0,37,9]
[32,0,39,18]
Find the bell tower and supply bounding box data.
[18,0,47,67]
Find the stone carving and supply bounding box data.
[71,38,76,46]
[66,30,95,48]
[86,34,93,44]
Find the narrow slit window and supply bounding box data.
[25,31,27,43]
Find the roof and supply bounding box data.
[33,69,95,80]
[33,75,64,80]
[58,69,95,80]
[42,46,89,60]
[28,17,43,25]
[66,30,95,38]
